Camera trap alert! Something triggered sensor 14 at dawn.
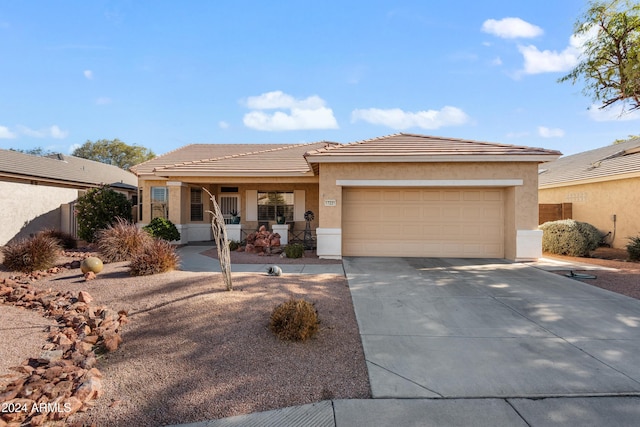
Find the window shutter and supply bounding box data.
[294,190,305,221]
[246,190,258,221]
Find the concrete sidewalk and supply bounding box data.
[176,245,345,275]
[174,397,640,426]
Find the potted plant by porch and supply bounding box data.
[230,210,241,224]
[276,215,286,224]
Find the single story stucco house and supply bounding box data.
[539,138,640,249]
[130,133,560,260]
[0,149,138,245]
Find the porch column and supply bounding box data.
[167,181,188,244]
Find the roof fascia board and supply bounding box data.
[539,171,640,189]
[152,170,315,178]
[306,154,560,163]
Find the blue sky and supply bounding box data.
[1,1,639,157]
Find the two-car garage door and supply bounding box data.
[342,188,504,258]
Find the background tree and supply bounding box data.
[72,139,155,169]
[9,147,53,156]
[75,185,132,242]
[613,134,640,144]
[560,0,640,111]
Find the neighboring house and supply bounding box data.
[538,138,640,249]
[131,133,559,260]
[0,150,138,245]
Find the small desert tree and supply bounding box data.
[203,188,232,291]
[75,185,132,242]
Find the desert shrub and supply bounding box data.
[627,236,640,261]
[76,185,132,243]
[228,240,240,251]
[38,229,77,249]
[129,239,180,276]
[143,217,180,242]
[269,299,319,341]
[1,234,61,273]
[96,218,152,262]
[539,219,602,257]
[284,243,305,259]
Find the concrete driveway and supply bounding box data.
[343,257,640,399]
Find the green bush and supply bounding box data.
[75,185,132,243]
[143,217,181,242]
[269,299,319,341]
[38,229,77,250]
[228,240,240,251]
[539,219,602,257]
[1,234,62,273]
[627,236,640,261]
[284,243,305,259]
[96,218,152,262]
[129,239,180,276]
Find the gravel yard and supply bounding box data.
[2,245,639,426]
[0,252,370,426]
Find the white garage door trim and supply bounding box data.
[336,179,523,187]
[342,187,505,258]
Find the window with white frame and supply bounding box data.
[151,186,168,219]
[257,191,294,222]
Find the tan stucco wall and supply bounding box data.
[138,177,319,231]
[0,181,78,245]
[539,177,640,248]
[317,162,540,260]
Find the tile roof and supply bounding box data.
[304,133,561,159]
[133,142,337,177]
[539,138,640,187]
[0,149,138,188]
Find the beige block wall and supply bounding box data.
[0,180,79,245]
[539,177,640,248]
[317,162,540,260]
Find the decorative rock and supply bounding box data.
[80,257,103,274]
[83,271,96,281]
[77,291,93,304]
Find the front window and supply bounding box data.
[190,188,204,221]
[151,186,168,219]
[258,191,293,222]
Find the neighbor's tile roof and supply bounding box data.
[0,149,138,188]
[304,133,561,159]
[132,142,338,176]
[539,138,640,187]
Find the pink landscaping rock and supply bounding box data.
[77,291,93,304]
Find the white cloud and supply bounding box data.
[518,26,597,75]
[245,91,325,110]
[538,126,565,138]
[17,125,69,139]
[84,70,93,80]
[68,143,81,153]
[243,91,339,131]
[351,106,470,130]
[95,97,112,105]
[491,56,503,66]
[218,121,230,129]
[0,125,16,139]
[244,107,339,131]
[482,17,543,39]
[588,104,640,122]
[518,44,579,74]
[49,125,68,139]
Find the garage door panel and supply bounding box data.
[343,188,504,258]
